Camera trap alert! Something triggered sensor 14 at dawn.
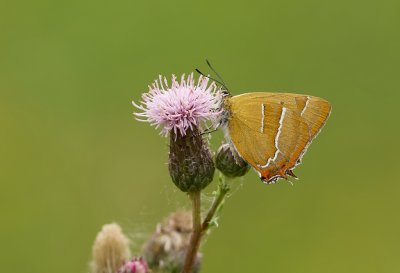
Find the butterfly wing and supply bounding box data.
[225,92,331,183]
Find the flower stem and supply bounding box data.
[182,191,202,273]
[182,175,231,273]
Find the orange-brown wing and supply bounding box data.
[225,92,331,184]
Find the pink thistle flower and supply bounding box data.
[117,257,149,273]
[133,73,223,137]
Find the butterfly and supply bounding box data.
[221,92,331,184]
[196,61,331,184]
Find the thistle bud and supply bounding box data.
[215,144,250,178]
[168,129,215,192]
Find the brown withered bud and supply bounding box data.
[215,143,250,178]
[168,129,215,192]
[142,211,201,273]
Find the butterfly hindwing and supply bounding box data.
[225,92,331,183]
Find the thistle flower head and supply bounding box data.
[133,73,223,137]
[117,257,149,273]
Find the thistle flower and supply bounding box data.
[133,73,223,137]
[133,73,222,192]
[90,223,131,273]
[117,257,149,273]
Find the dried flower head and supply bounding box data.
[90,223,131,273]
[142,211,201,273]
[117,257,149,273]
[133,73,223,137]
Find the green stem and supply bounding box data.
[181,175,230,273]
[201,177,230,233]
[182,191,202,273]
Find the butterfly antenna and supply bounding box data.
[205,59,228,89]
[195,68,229,92]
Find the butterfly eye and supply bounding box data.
[221,90,230,96]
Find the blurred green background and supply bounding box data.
[1,0,399,272]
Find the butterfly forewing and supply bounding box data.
[226,92,331,183]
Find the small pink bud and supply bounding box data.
[117,257,149,273]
